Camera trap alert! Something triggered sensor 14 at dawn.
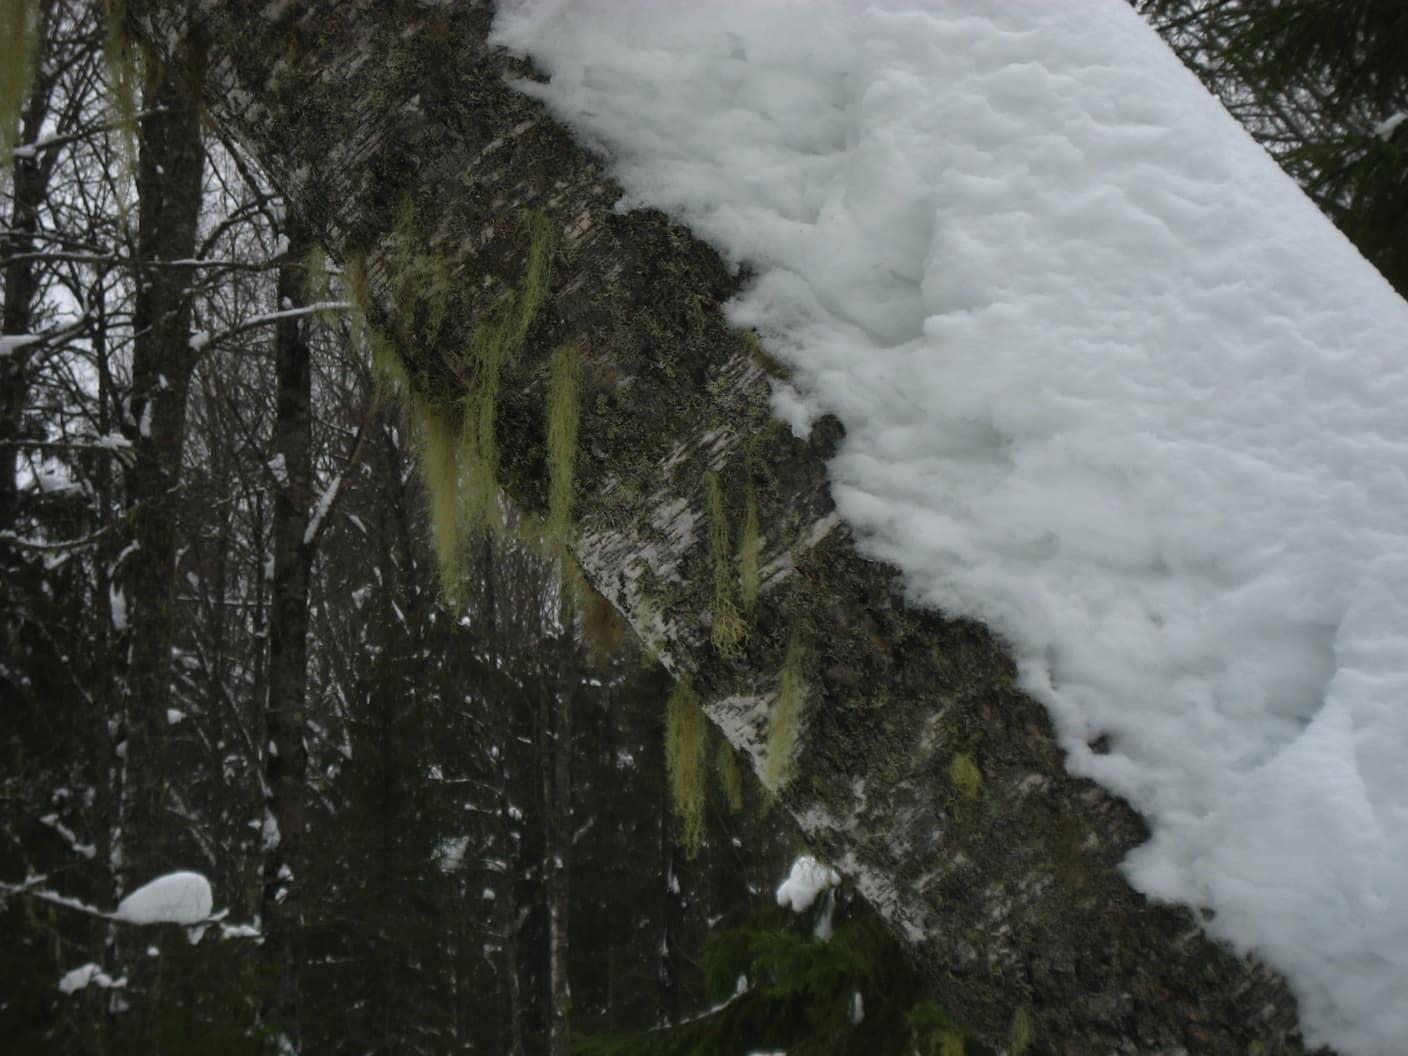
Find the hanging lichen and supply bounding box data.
[575,575,627,665]
[665,680,708,857]
[715,737,744,814]
[949,752,982,801]
[411,394,465,598]
[1,0,39,157]
[101,0,140,180]
[705,471,747,654]
[303,243,335,321]
[510,209,555,351]
[764,633,805,792]
[390,195,452,354]
[738,487,760,610]
[456,209,558,535]
[1009,1005,1034,1055]
[546,343,581,544]
[458,313,510,531]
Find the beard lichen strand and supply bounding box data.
[704,470,747,654]
[1,0,39,156]
[764,631,806,792]
[545,343,581,546]
[664,679,708,858]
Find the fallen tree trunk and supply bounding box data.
[130,3,1322,1052]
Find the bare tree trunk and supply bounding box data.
[260,213,314,1048]
[125,3,1322,1052]
[540,634,573,1056]
[0,0,58,532]
[109,27,205,1053]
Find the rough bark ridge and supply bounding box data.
[128,3,1325,1053]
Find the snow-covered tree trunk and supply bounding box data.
[127,3,1322,1052]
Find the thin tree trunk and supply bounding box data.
[109,27,205,1054]
[0,0,57,533]
[125,4,1321,1051]
[540,641,572,1056]
[260,213,314,1048]
[117,30,205,891]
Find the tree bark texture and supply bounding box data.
[128,3,1325,1053]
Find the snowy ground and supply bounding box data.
[492,2,1408,1052]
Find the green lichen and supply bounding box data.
[705,471,748,654]
[510,209,555,352]
[715,738,744,814]
[1009,1004,1034,1056]
[345,253,411,400]
[411,394,465,597]
[949,753,982,801]
[738,488,760,610]
[665,680,708,857]
[575,573,627,665]
[303,243,334,317]
[546,343,582,544]
[741,328,792,382]
[907,999,967,1056]
[1,0,38,157]
[389,195,452,354]
[764,634,805,792]
[458,313,509,531]
[102,0,140,165]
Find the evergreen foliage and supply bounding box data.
[1138,0,1408,293]
[575,910,988,1056]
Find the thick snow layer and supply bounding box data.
[113,871,213,925]
[494,2,1408,1052]
[776,855,840,914]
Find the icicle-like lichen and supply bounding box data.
[764,633,805,792]
[1,0,39,157]
[412,394,465,598]
[665,680,708,857]
[546,344,581,544]
[705,471,747,654]
[715,737,743,814]
[304,243,335,320]
[738,487,760,610]
[948,752,982,801]
[102,0,140,178]
[390,195,452,354]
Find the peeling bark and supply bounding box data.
[127,3,1326,1053]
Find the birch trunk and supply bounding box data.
[128,3,1323,1053]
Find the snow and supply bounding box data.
[775,856,839,914]
[1374,112,1406,140]
[0,333,41,357]
[58,963,125,994]
[493,3,1408,1052]
[113,871,213,925]
[304,473,342,545]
